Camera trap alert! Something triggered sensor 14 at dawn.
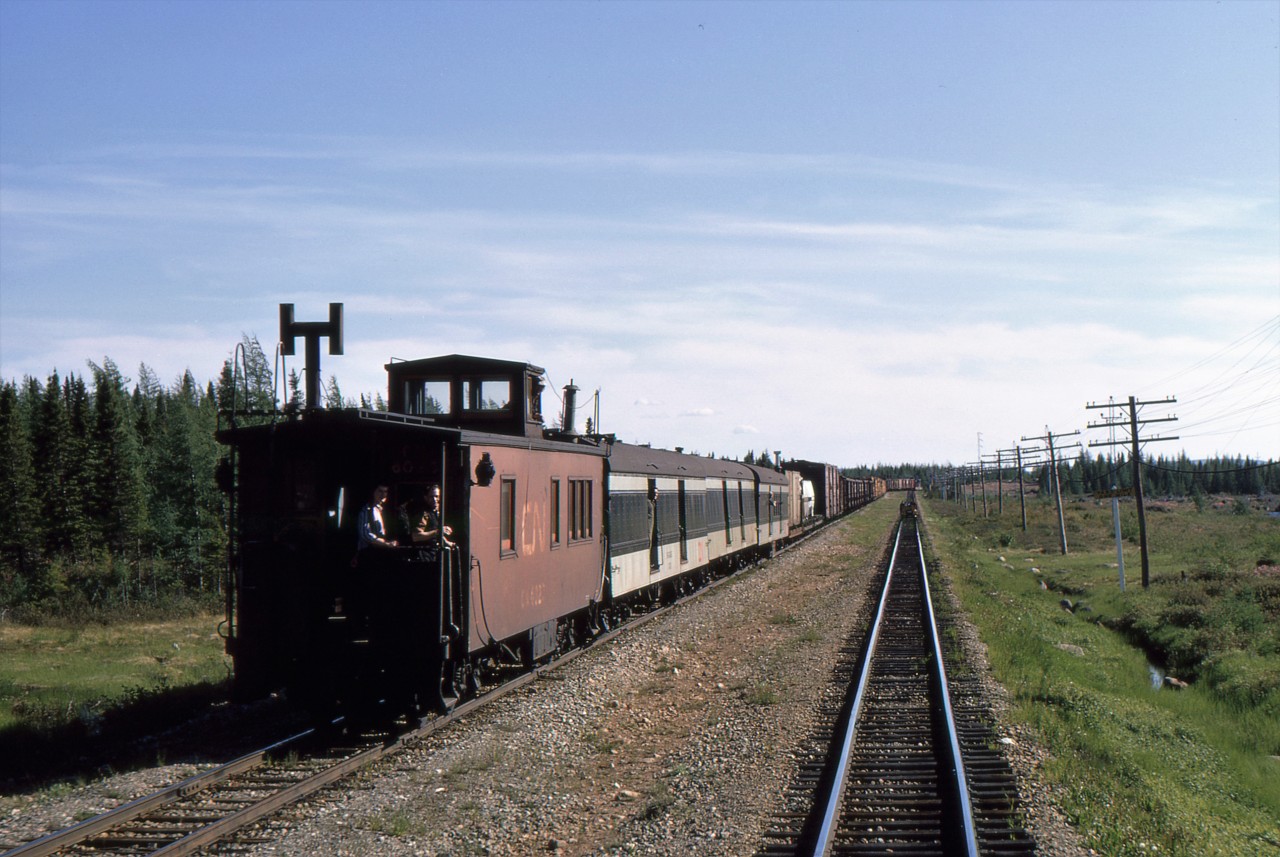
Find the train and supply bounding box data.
[217,306,886,720]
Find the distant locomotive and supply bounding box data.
[218,305,886,719]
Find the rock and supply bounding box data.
[1164,676,1189,690]
[1055,643,1085,657]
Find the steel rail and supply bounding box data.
[2,728,316,857]
[809,521,904,857]
[914,523,980,857]
[808,518,979,857]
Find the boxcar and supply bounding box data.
[785,459,843,519]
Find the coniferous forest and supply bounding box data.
[0,358,226,620]
[2,337,1277,620]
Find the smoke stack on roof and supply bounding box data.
[561,380,579,434]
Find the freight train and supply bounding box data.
[217,305,885,720]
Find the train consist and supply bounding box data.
[899,489,919,520]
[218,306,885,719]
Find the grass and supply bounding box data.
[923,492,1280,857]
[0,613,230,733]
[364,807,428,837]
[0,612,231,790]
[743,682,779,706]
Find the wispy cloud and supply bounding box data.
[3,142,1275,461]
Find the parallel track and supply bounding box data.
[760,516,1036,856]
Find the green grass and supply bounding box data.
[0,614,231,733]
[0,613,232,790]
[924,493,1280,857]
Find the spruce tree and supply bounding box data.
[0,382,38,593]
[89,359,147,558]
[34,371,84,557]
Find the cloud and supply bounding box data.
[2,142,1276,462]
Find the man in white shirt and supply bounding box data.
[358,484,398,550]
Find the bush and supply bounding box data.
[1200,650,1280,712]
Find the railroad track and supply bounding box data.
[759,515,1036,856]
[5,513,850,857]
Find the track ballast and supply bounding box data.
[759,515,1037,857]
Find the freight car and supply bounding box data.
[784,459,845,519]
[218,305,882,720]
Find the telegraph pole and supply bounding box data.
[1087,396,1178,588]
[988,450,1009,516]
[1022,428,1081,554]
[1014,446,1028,530]
[977,434,989,517]
[995,451,1004,515]
[980,460,989,517]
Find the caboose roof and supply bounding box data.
[385,354,545,377]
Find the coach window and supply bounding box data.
[500,478,517,556]
[677,480,688,562]
[569,478,593,542]
[550,478,562,548]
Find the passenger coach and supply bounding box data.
[604,446,789,607]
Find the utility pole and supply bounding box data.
[977,434,988,517]
[986,451,1008,516]
[996,447,1021,517]
[1087,396,1178,588]
[980,460,989,517]
[1021,428,1081,554]
[1014,446,1029,531]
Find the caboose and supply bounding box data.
[220,338,607,717]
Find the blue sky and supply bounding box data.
[2,0,1277,466]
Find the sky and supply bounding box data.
[1,0,1277,468]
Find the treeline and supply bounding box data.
[0,358,229,619]
[0,336,392,620]
[903,454,1280,499]
[1040,452,1280,498]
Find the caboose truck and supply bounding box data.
[219,305,608,720]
